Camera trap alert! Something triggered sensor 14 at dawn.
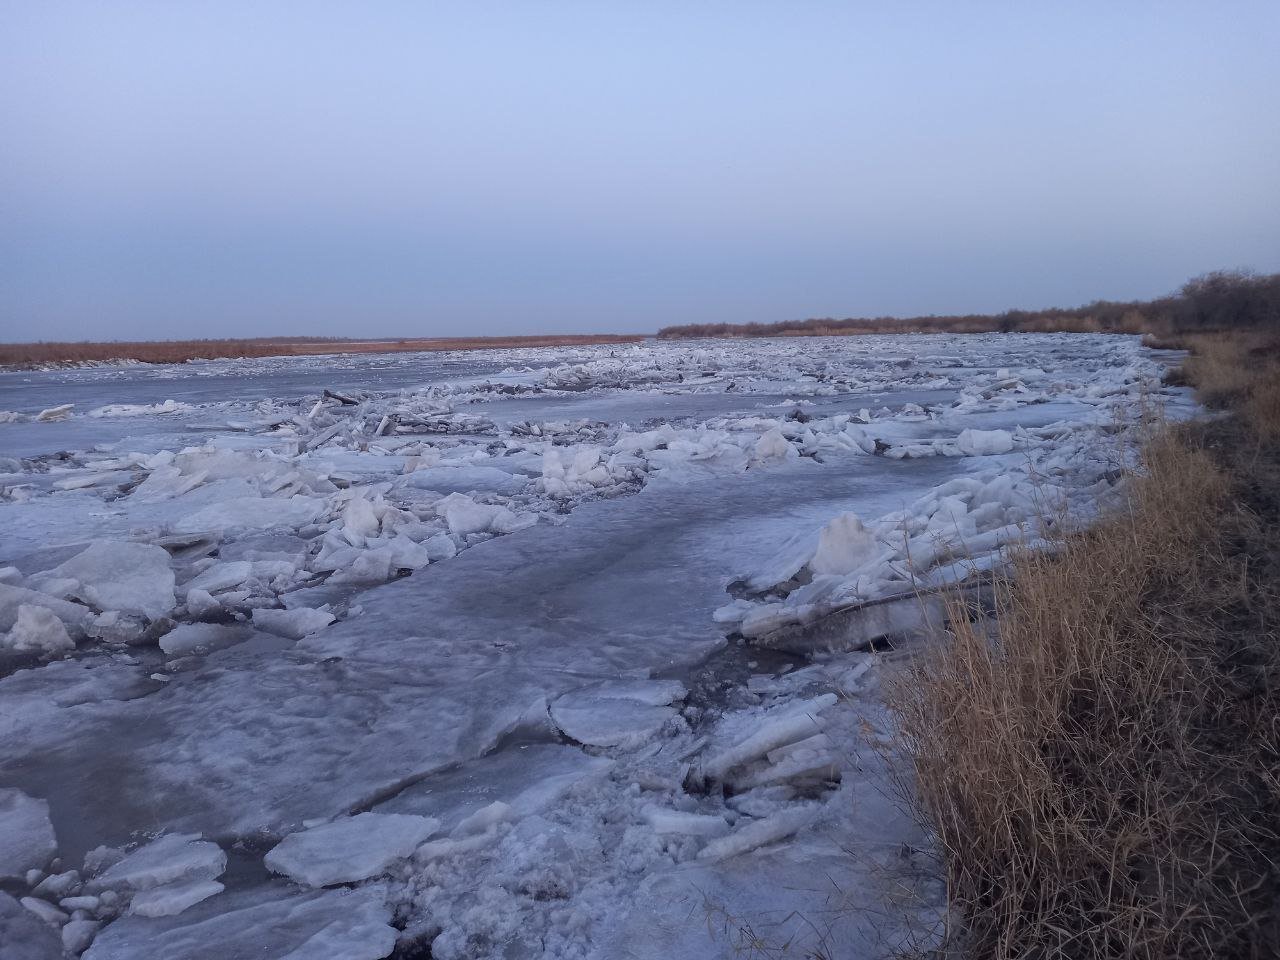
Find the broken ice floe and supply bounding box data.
[82,886,397,960]
[718,419,1132,650]
[549,680,687,748]
[0,788,58,881]
[265,813,441,888]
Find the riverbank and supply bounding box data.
[0,334,645,370]
[889,330,1280,959]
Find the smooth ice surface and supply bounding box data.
[264,813,441,887]
[0,788,57,880]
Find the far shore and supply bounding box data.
[0,334,647,370]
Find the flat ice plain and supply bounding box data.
[0,334,1189,959]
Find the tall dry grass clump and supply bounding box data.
[889,424,1280,959]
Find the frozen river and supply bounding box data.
[0,335,1187,959]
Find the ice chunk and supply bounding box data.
[0,584,91,639]
[739,528,819,593]
[375,743,613,831]
[435,493,532,536]
[765,732,834,764]
[62,918,100,954]
[738,601,796,639]
[88,399,188,418]
[956,428,1015,456]
[183,562,253,595]
[3,605,74,657]
[752,428,792,461]
[174,496,323,534]
[450,801,512,837]
[82,886,397,960]
[264,813,440,888]
[0,891,61,960]
[422,533,457,562]
[0,789,57,880]
[731,752,840,790]
[129,878,224,918]
[549,691,679,748]
[699,695,836,781]
[437,493,500,535]
[327,550,393,585]
[405,465,529,495]
[46,542,175,620]
[251,607,335,640]
[20,896,68,925]
[808,513,880,577]
[32,870,79,899]
[158,623,250,657]
[414,830,499,863]
[697,808,815,862]
[183,589,221,619]
[35,404,74,422]
[93,834,225,892]
[384,534,431,570]
[581,678,686,706]
[643,807,730,838]
[130,466,208,503]
[341,495,381,544]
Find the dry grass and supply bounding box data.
[1177,333,1280,439]
[887,337,1280,959]
[0,334,644,368]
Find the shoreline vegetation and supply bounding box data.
[658,269,1280,344]
[888,292,1280,956]
[0,333,644,370]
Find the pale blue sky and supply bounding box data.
[1,1,1277,340]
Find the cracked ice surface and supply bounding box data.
[0,334,1190,957]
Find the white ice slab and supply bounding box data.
[251,607,335,640]
[0,789,57,881]
[550,686,680,748]
[44,542,175,620]
[129,878,224,918]
[82,885,396,960]
[264,813,441,888]
[93,834,225,892]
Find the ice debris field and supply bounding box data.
[0,334,1189,959]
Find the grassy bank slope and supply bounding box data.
[888,335,1280,958]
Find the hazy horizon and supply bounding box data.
[2,2,1278,342]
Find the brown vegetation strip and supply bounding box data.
[0,334,644,369]
[658,269,1280,341]
[887,331,1280,958]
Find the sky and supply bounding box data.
[1,2,1278,341]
